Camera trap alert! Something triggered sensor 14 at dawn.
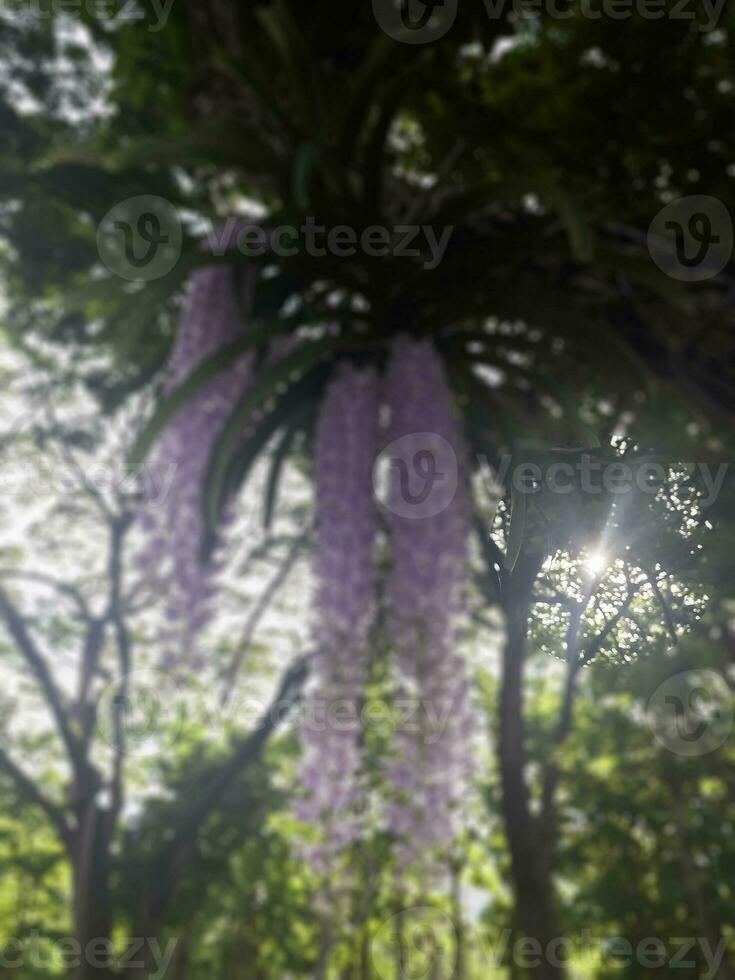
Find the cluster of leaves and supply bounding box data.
[2,1,735,546]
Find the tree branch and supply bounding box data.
[145,653,310,927]
[105,513,133,833]
[0,745,72,848]
[0,584,84,774]
[0,569,92,622]
[541,585,639,824]
[180,653,309,847]
[646,570,679,644]
[474,517,505,604]
[219,533,306,704]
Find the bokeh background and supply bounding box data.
[1,2,734,978]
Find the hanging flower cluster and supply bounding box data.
[138,265,252,664]
[382,336,477,866]
[141,269,477,863]
[297,336,476,871]
[295,362,380,872]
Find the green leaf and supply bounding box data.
[203,335,351,530]
[129,319,300,468]
[552,187,595,263]
[596,246,694,315]
[338,34,401,161]
[102,254,198,357]
[263,415,305,530]
[251,273,302,322]
[205,374,325,550]
[362,63,422,208]
[113,123,275,173]
[256,0,326,135]
[292,142,320,211]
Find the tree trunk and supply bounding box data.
[498,571,566,980]
[667,777,734,980]
[71,803,114,980]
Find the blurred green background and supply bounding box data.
[0,1,734,977]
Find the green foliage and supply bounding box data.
[1,3,735,977]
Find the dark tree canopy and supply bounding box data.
[2,0,734,432]
[1,4,735,979]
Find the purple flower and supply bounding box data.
[382,336,477,866]
[137,264,253,665]
[297,362,380,872]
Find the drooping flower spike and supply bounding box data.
[138,263,253,665]
[296,361,380,873]
[382,335,477,867]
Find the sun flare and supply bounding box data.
[585,551,609,575]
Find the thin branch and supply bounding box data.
[541,584,639,825]
[533,589,578,610]
[76,617,106,741]
[219,533,306,704]
[646,570,679,644]
[45,406,115,522]
[0,745,72,848]
[148,653,310,924]
[578,585,638,669]
[401,138,466,225]
[563,598,585,664]
[0,569,92,622]
[0,584,84,774]
[105,514,133,832]
[474,517,505,604]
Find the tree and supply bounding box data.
[2,2,735,977]
[0,361,311,977]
